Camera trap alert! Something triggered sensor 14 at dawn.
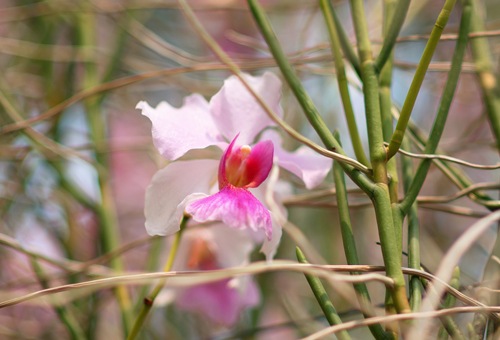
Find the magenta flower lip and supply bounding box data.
[186,135,274,239]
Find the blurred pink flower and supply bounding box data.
[173,225,260,326]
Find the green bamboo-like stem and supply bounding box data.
[371,185,410,314]
[246,0,375,195]
[438,268,466,340]
[327,2,361,78]
[128,218,187,340]
[296,247,351,340]
[350,0,410,315]
[374,0,411,72]
[349,0,387,183]
[333,152,392,340]
[400,136,423,312]
[379,0,399,203]
[399,0,471,214]
[469,0,500,150]
[320,0,369,167]
[31,259,86,340]
[78,11,133,333]
[386,0,457,160]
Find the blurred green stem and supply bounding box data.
[30,259,86,340]
[469,0,500,149]
[438,268,465,340]
[320,0,369,167]
[387,0,457,160]
[296,247,351,340]
[78,11,133,334]
[128,217,187,340]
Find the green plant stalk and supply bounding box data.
[333,155,392,340]
[469,0,500,150]
[134,236,164,310]
[30,259,86,340]
[379,0,399,203]
[400,136,423,312]
[350,0,409,315]
[438,267,465,340]
[326,1,361,78]
[296,247,351,340]
[349,0,387,183]
[399,0,471,214]
[246,0,375,195]
[387,0,457,160]
[128,218,187,340]
[375,0,411,72]
[78,11,133,333]
[320,0,369,167]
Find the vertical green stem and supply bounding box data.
[375,0,411,72]
[387,0,457,159]
[320,0,369,167]
[78,11,133,334]
[349,0,387,183]
[350,0,410,315]
[296,247,351,340]
[333,150,392,340]
[401,136,423,312]
[127,217,187,340]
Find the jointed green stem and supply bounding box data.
[333,153,392,340]
[386,0,457,160]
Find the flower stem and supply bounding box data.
[296,247,351,340]
[386,0,457,160]
[320,0,369,167]
[127,217,188,340]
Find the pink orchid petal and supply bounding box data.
[185,186,272,239]
[144,160,219,236]
[209,72,283,145]
[137,95,224,161]
[176,276,260,326]
[263,130,332,189]
[219,135,274,189]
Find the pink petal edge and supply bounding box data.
[185,186,272,240]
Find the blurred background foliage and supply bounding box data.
[0,0,500,339]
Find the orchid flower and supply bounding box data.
[137,72,331,257]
